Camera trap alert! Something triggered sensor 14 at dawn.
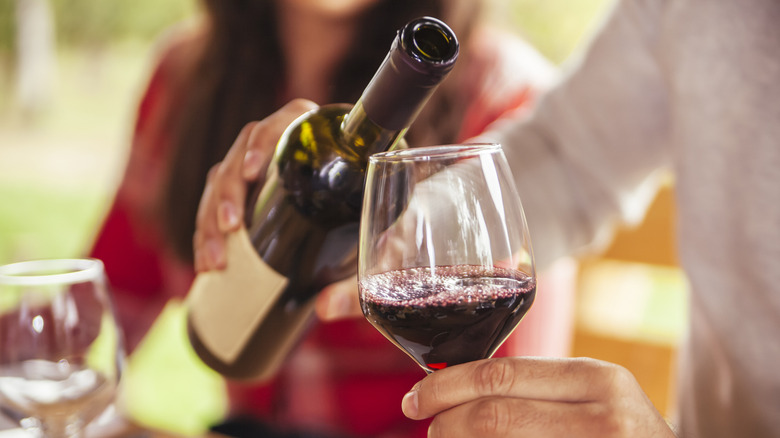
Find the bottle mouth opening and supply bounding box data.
[403,17,458,63]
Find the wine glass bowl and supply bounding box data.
[358,144,536,373]
[0,259,123,437]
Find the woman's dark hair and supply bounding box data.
[163,0,480,262]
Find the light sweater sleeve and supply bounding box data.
[478,0,674,267]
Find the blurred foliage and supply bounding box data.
[121,300,227,435]
[0,0,196,54]
[51,0,195,46]
[0,183,107,265]
[0,2,11,53]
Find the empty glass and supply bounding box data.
[0,259,124,437]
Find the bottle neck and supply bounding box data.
[340,100,408,160]
[339,17,458,160]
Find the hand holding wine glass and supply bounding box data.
[358,144,536,373]
[359,145,675,437]
[400,356,677,438]
[0,259,124,438]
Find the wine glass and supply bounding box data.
[0,258,124,437]
[358,144,536,373]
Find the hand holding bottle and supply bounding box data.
[189,17,459,381]
[193,99,318,274]
[193,98,366,325]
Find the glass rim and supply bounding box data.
[0,258,104,286]
[369,143,501,163]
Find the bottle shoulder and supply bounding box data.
[275,103,366,167]
[267,104,366,222]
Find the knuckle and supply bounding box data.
[240,121,259,137]
[560,358,647,437]
[588,404,619,435]
[587,402,636,437]
[578,361,644,436]
[287,98,317,113]
[572,357,633,395]
[469,398,514,436]
[195,201,207,225]
[598,361,635,396]
[195,188,213,225]
[206,162,222,181]
[193,229,204,247]
[211,162,242,197]
[474,358,517,395]
[609,363,636,389]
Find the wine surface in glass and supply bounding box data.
[360,265,535,373]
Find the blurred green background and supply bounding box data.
[0,0,610,435]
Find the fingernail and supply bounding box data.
[218,201,239,231]
[206,238,225,269]
[401,390,419,418]
[323,292,352,321]
[243,150,262,179]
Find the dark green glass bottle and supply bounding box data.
[188,16,459,381]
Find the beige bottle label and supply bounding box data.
[186,227,289,364]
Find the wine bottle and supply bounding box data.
[186,17,459,381]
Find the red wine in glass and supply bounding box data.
[360,265,535,372]
[359,144,537,373]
